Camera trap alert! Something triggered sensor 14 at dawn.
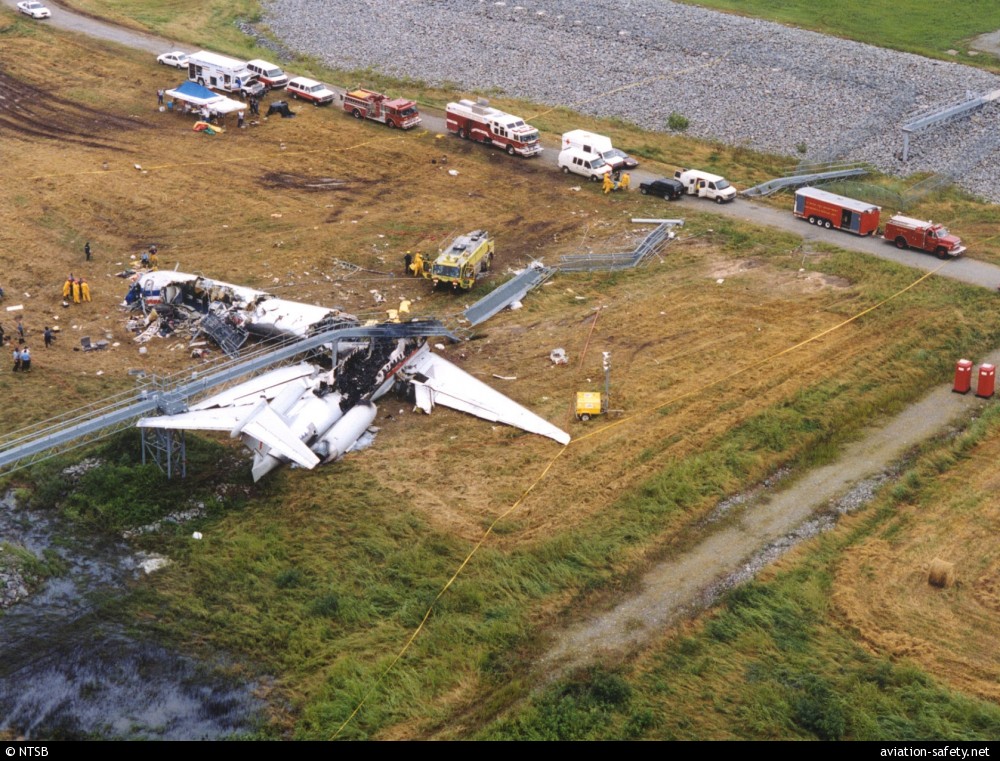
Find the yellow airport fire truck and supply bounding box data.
[429,230,494,290]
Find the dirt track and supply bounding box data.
[543,376,995,674]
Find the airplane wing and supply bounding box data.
[137,407,250,431]
[138,396,321,470]
[405,350,570,445]
[189,363,317,410]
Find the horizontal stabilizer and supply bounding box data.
[239,403,320,469]
[406,349,570,445]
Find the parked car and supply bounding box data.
[156,51,190,69]
[639,178,685,201]
[17,1,51,18]
[286,77,335,106]
[603,148,638,170]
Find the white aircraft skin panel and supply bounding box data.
[137,407,252,431]
[406,351,571,445]
[189,364,316,411]
[250,299,340,338]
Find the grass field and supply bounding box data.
[679,0,1000,71]
[4,4,1000,741]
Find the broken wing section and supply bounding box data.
[405,348,570,445]
[189,363,318,411]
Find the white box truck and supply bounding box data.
[673,169,737,203]
[187,50,260,96]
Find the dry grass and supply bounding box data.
[832,434,1000,702]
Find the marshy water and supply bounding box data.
[0,491,266,739]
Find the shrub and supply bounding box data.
[667,112,689,132]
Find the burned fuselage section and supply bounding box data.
[123,271,356,355]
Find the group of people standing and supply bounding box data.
[12,345,31,372]
[403,251,427,277]
[139,244,159,269]
[62,274,92,304]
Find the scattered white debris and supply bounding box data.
[569,186,581,192]
[134,164,142,170]
[716,278,725,284]
[493,374,517,380]
[448,169,459,176]
[139,346,148,355]
[5,305,23,312]
[192,531,203,540]
[139,554,171,574]
[112,342,120,347]
[508,300,523,311]
[434,343,446,350]
[96,370,104,376]
[550,348,569,365]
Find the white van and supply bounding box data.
[558,147,612,181]
[246,59,289,89]
[562,129,637,171]
[673,169,737,203]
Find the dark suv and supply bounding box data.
[639,178,685,201]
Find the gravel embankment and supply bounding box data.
[263,0,1000,202]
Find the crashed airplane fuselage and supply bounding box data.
[128,271,570,481]
[124,270,355,343]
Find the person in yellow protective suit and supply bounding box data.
[62,276,73,300]
[620,172,630,191]
[80,279,91,303]
[410,252,425,278]
[149,252,159,270]
[603,172,614,194]
[71,278,81,304]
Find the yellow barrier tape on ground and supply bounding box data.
[334,260,946,738]
[332,446,568,739]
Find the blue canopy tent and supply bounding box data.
[165,81,244,116]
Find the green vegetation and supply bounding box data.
[0,542,67,590]
[20,432,251,534]
[667,112,690,132]
[680,0,1000,70]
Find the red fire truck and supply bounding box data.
[793,187,881,236]
[883,215,966,259]
[341,88,421,129]
[445,98,542,157]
